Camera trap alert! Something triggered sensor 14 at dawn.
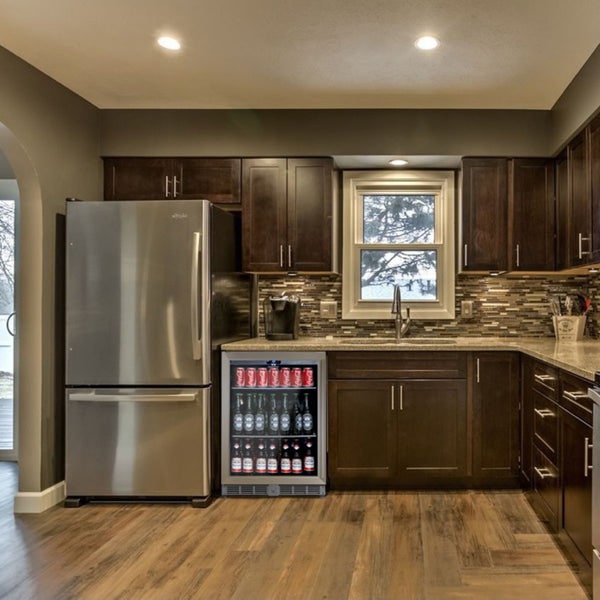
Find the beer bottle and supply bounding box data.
[268,393,280,434]
[256,439,267,474]
[231,441,242,474]
[303,439,315,472]
[232,393,244,434]
[280,393,291,434]
[292,440,303,474]
[302,393,313,434]
[280,440,292,474]
[267,440,279,474]
[255,394,266,434]
[242,439,254,474]
[243,393,255,433]
[293,393,303,434]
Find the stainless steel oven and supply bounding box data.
[587,376,600,600]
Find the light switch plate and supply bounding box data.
[320,300,337,318]
[461,300,474,318]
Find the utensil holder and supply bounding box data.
[552,315,586,341]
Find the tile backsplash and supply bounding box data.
[257,273,600,339]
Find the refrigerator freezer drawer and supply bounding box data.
[66,388,210,498]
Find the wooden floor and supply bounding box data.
[0,463,588,600]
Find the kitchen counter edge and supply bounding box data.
[221,337,600,382]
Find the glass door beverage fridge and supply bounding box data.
[221,351,327,496]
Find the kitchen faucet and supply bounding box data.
[391,283,411,341]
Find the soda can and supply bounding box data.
[302,367,314,387]
[291,367,302,387]
[245,367,257,387]
[268,367,280,387]
[257,367,268,387]
[234,367,246,387]
[280,367,291,386]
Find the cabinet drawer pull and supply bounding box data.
[173,175,180,198]
[534,466,555,479]
[476,358,480,384]
[399,384,403,411]
[515,244,520,268]
[464,244,468,267]
[165,175,171,198]
[534,408,555,418]
[279,245,284,268]
[391,385,394,411]
[288,245,292,269]
[578,233,592,258]
[585,437,593,477]
[563,390,589,401]
[534,373,555,384]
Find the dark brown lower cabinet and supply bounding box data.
[472,352,520,484]
[327,378,467,488]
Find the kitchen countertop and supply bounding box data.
[221,336,600,381]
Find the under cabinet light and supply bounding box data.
[415,36,439,50]
[158,36,181,51]
[389,159,408,166]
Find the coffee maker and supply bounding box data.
[263,294,301,340]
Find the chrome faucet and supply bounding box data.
[391,284,411,341]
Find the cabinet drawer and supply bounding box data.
[533,392,559,462]
[532,446,560,531]
[328,352,467,380]
[560,372,593,426]
[531,362,559,400]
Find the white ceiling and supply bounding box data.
[1,0,599,110]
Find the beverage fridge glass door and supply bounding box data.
[221,351,326,497]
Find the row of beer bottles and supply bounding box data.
[231,438,316,475]
[232,391,314,435]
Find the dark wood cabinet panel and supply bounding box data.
[242,157,335,273]
[555,150,569,270]
[532,445,560,531]
[241,158,287,271]
[398,380,468,479]
[508,159,555,271]
[104,157,171,200]
[589,114,600,259]
[287,158,333,271]
[472,352,520,483]
[103,157,242,204]
[461,158,508,271]
[568,131,592,266]
[327,380,395,486]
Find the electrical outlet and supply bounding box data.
[320,300,337,318]
[461,300,474,318]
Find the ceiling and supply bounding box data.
[1,0,599,111]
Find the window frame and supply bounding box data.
[342,170,456,320]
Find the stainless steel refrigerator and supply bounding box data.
[64,199,253,506]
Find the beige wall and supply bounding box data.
[0,46,100,492]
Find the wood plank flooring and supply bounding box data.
[0,462,588,600]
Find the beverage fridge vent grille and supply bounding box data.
[222,484,326,497]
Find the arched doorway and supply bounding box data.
[0,122,44,502]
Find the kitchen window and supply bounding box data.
[342,170,455,320]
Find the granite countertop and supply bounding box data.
[221,336,600,382]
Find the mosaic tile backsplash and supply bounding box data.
[257,273,600,339]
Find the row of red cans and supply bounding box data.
[235,366,314,387]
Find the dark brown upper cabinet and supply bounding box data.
[461,158,509,272]
[103,157,242,204]
[241,157,335,273]
[508,158,555,271]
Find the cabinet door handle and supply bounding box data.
[279,245,284,268]
[516,244,520,268]
[288,245,292,269]
[476,358,480,384]
[391,385,394,411]
[534,408,555,418]
[534,374,555,383]
[165,175,171,198]
[399,384,403,411]
[464,244,468,267]
[534,466,555,479]
[584,437,593,477]
[579,233,592,258]
[173,175,180,198]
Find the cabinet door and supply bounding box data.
[396,380,468,480]
[555,150,569,270]
[589,114,600,258]
[103,157,172,200]
[568,131,592,266]
[520,356,534,486]
[561,407,593,565]
[327,380,395,487]
[472,352,520,483]
[509,159,555,270]
[242,158,287,271]
[461,158,508,271]
[287,158,333,271]
[176,158,241,204]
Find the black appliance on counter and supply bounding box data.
[263,295,300,340]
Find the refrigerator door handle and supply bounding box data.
[191,231,202,360]
[69,392,199,403]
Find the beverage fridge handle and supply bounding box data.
[191,231,202,360]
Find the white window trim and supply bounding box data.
[342,170,455,320]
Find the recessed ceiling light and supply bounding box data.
[415,36,439,50]
[389,159,408,166]
[157,36,181,51]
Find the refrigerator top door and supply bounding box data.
[66,200,211,386]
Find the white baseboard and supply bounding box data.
[14,480,66,513]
